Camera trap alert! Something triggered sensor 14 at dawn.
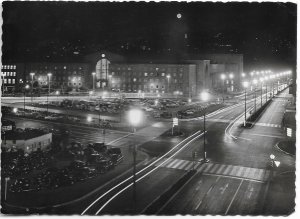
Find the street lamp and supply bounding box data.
[200,91,209,163]
[264,76,269,102]
[47,73,52,115]
[259,77,264,107]
[30,72,35,103]
[55,90,60,101]
[128,108,143,213]
[252,79,258,112]
[109,75,112,90]
[24,84,30,116]
[92,72,96,91]
[166,75,171,93]
[242,81,249,127]
[220,74,226,103]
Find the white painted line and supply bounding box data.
[229,166,239,176]
[184,162,194,171]
[216,164,226,175]
[242,167,251,178]
[202,163,214,172]
[177,160,190,170]
[236,167,245,177]
[166,159,178,168]
[225,179,244,215]
[107,133,132,145]
[223,165,233,175]
[256,169,264,180]
[172,159,185,169]
[209,163,221,173]
[197,164,207,172]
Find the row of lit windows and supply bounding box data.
[111,66,184,72]
[111,71,183,78]
[30,66,85,70]
[2,72,16,76]
[3,79,15,84]
[2,65,16,69]
[112,78,181,84]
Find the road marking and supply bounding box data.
[107,133,132,145]
[209,163,220,173]
[229,166,239,176]
[223,165,233,175]
[236,166,245,177]
[241,133,284,139]
[225,179,244,215]
[220,183,229,195]
[184,162,194,170]
[242,167,251,178]
[177,160,190,170]
[216,164,226,175]
[173,160,185,169]
[248,187,254,199]
[166,159,179,168]
[195,176,220,211]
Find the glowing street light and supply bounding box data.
[229,73,234,79]
[13,108,18,113]
[30,72,35,103]
[87,116,92,123]
[128,108,144,212]
[24,84,30,115]
[166,74,171,93]
[92,72,96,91]
[253,79,258,112]
[259,78,264,107]
[47,73,52,115]
[243,81,249,126]
[220,74,226,103]
[200,91,209,163]
[241,73,246,78]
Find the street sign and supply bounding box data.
[173,117,178,126]
[274,161,280,167]
[287,128,292,137]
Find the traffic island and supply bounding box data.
[276,140,295,156]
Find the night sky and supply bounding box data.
[2,1,297,70]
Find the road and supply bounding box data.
[2,86,294,215]
[78,87,294,215]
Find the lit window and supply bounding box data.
[162,73,165,76]
[156,68,159,71]
[144,72,148,76]
[133,78,136,82]
[3,72,6,76]
[4,79,7,84]
[12,79,15,84]
[8,79,11,84]
[78,77,81,81]
[64,66,67,69]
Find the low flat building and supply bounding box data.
[1,129,52,154]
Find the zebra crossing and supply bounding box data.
[148,158,271,182]
[255,123,281,128]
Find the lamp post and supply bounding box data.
[128,109,143,214]
[243,81,249,127]
[260,78,264,107]
[200,91,209,163]
[220,74,226,103]
[47,73,52,115]
[252,79,258,112]
[23,84,30,116]
[30,72,35,103]
[92,72,96,91]
[109,75,112,90]
[55,90,60,102]
[166,75,171,93]
[264,76,269,103]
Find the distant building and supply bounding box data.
[109,63,197,97]
[23,62,91,92]
[1,128,52,154]
[1,63,24,93]
[2,53,243,96]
